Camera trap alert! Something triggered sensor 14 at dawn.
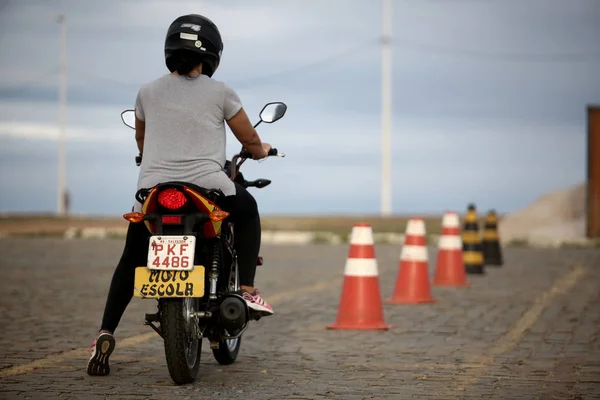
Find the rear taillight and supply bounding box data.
[158,188,187,210]
[162,215,182,224]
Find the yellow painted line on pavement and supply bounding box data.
[0,332,158,378]
[264,277,342,305]
[0,277,342,379]
[492,266,586,356]
[0,349,88,378]
[452,265,587,389]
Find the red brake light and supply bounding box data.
[158,188,187,210]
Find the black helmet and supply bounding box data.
[164,14,223,77]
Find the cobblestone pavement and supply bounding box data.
[0,238,599,399]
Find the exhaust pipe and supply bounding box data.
[219,297,247,331]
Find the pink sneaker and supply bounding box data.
[86,330,115,376]
[239,289,274,316]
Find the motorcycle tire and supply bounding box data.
[212,333,242,365]
[159,298,201,385]
[212,256,243,365]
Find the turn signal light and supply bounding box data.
[123,212,144,223]
[209,210,230,222]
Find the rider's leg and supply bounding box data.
[222,182,273,316]
[100,221,150,332]
[87,221,149,376]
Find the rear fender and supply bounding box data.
[139,182,226,238]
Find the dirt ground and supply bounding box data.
[0,214,497,237]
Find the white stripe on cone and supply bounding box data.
[400,244,428,262]
[442,212,460,227]
[406,219,426,235]
[349,225,374,245]
[438,235,462,249]
[344,258,379,277]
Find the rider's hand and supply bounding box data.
[253,142,271,160]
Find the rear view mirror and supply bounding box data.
[259,102,287,124]
[121,110,135,129]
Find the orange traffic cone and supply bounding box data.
[386,218,436,304]
[327,223,391,330]
[433,211,470,287]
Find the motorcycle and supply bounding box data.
[118,101,287,385]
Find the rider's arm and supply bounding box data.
[134,90,146,155]
[226,108,269,159]
[135,114,145,155]
[223,83,269,159]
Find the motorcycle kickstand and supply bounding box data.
[144,312,163,338]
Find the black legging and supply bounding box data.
[99,182,261,333]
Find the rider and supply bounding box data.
[86,14,274,376]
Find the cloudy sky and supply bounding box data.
[0,0,599,216]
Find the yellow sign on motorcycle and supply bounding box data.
[133,266,205,298]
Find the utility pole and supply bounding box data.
[57,15,68,216]
[380,0,393,216]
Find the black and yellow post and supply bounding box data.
[482,210,503,266]
[462,203,484,274]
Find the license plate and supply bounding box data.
[147,235,196,271]
[133,267,205,298]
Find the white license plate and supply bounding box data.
[147,235,196,271]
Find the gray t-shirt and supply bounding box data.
[133,74,242,211]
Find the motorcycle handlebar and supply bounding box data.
[240,148,278,159]
[136,147,281,166]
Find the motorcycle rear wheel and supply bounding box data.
[212,328,242,365]
[160,298,201,385]
[212,260,242,365]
